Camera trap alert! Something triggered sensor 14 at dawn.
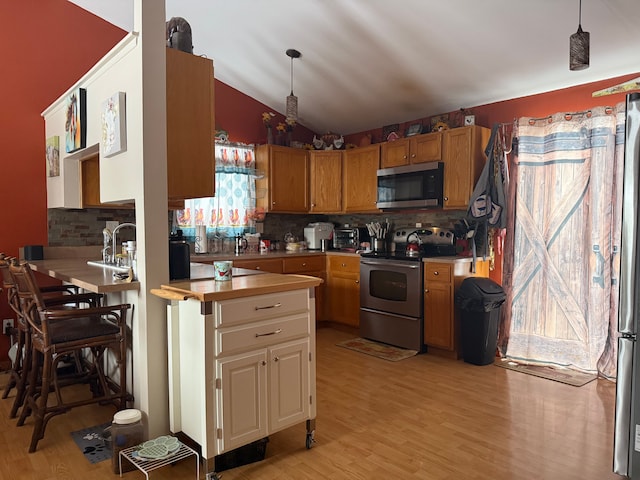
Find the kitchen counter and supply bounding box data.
[27,259,140,294]
[190,249,353,262]
[155,272,322,303]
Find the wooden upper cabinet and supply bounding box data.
[380,138,411,168]
[342,144,380,213]
[309,150,343,213]
[412,132,442,164]
[81,154,184,209]
[255,145,309,213]
[380,131,442,168]
[166,48,215,200]
[442,126,490,210]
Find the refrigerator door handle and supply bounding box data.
[614,336,635,476]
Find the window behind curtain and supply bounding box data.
[174,142,257,237]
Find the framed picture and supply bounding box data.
[101,91,127,157]
[405,123,423,137]
[46,136,60,177]
[382,123,399,142]
[65,87,86,153]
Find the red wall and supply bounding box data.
[214,81,316,145]
[0,1,126,362]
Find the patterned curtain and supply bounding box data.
[501,104,625,378]
[175,142,257,237]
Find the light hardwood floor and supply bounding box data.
[0,327,620,480]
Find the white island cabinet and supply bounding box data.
[153,272,321,474]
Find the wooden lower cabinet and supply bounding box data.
[325,254,361,327]
[423,259,489,357]
[233,256,324,321]
[232,258,284,273]
[219,337,310,451]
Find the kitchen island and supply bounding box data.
[152,271,322,476]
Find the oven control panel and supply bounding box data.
[391,226,455,245]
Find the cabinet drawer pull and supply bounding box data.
[255,328,283,338]
[433,271,439,276]
[255,302,282,310]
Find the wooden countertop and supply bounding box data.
[156,273,323,303]
[28,259,140,294]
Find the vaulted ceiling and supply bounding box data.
[69,0,640,135]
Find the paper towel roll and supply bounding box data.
[195,225,208,253]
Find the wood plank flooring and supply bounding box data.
[0,327,619,480]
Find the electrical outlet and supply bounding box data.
[3,318,14,335]
[416,222,422,228]
[106,221,119,232]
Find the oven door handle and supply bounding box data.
[360,260,421,269]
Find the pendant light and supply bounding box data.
[285,49,301,122]
[569,0,589,70]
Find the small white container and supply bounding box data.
[214,261,233,281]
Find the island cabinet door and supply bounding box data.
[268,338,310,432]
[217,350,268,453]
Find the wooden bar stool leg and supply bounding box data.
[29,351,53,453]
[17,348,40,427]
[9,327,31,418]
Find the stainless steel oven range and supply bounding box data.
[359,226,456,351]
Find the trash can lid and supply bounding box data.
[456,277,505,299]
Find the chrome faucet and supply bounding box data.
[102,228,113,263]
[110,223,137,264]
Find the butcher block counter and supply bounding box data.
[152,270,322,475]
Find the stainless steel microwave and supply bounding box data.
[376,161,444,209]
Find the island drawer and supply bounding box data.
[215,314,310,356]
[215,289,309,327]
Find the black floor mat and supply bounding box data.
[70,422,112,464]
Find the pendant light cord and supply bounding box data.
[578,0,582,26]
[290,56,294,95]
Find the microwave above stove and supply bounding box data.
[376,161,443,209]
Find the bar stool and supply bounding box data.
[9,261,131,452]
[0,257,103,418]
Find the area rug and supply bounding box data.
[70,422,112,464]
[494,359,597,387]
[336,338,418,362]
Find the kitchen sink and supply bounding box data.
[86,260,130,273]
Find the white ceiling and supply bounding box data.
[69,0,640,135]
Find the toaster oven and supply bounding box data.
[333,227,370,251]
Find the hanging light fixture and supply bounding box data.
[285,49,301,122]
[569,0,589,71]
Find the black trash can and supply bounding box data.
[455,277,506,366]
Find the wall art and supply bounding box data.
[100,91,127,157]
[46,135,60,177]
[65,87,86,153]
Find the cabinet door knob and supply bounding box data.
[302,262,307,266]
[273,356,279,362]
[261,360,267,366]
[411,153,416,158]
[355,280,360,284]
[443,196,448,201]
[424,288,429,293]
[433,271,439,276]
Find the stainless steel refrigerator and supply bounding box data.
[614,92,640,478]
